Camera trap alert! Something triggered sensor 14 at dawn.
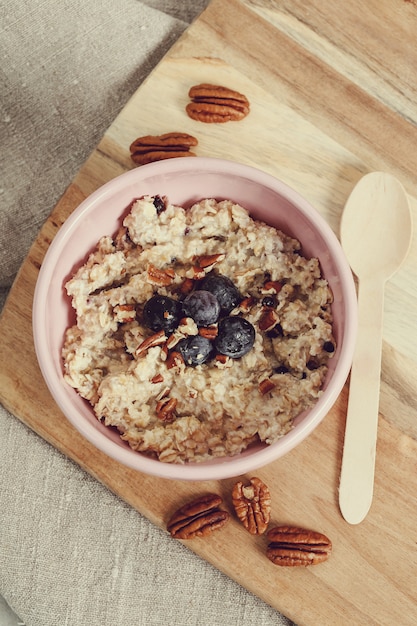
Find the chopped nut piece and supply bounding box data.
[156,396,177,422]
[215,353,229,364]
[259,309,280,332]
[166,318,198,350]
[179,277,195,295]
[146,264,176,286]
[258,379,276,395]
[155,386,170,402]
[190,265,206,280]
[238,296,256,313]
[166,334,180,350]
[198,325,218,339]
[193,253,225,270]
[160,344,169,361]
[166,350,185,370]
[214,353,232,369]
[113,303,136,323]
[150,373,164,384]
[263,280,283,294]
[136,330,166,357]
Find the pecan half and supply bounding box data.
[232,477,271,535]
[186,84,250,123]
[167,494,230,539]
[130,132,198,165]
[266,526,332,566]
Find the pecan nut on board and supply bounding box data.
[232,477,271,535]
[266,525,332,566]
[186,83,250,123]
[167,493,230,539]
[130,132,198,165]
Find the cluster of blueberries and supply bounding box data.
[142,273,256,366]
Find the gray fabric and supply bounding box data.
[0,0,294,624]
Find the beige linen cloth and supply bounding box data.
[0,1,295,624]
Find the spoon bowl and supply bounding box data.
[339,171,412,524]
[341,173,412,280]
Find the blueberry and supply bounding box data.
[199,273,242,314]
[182,290,220,327]
[142,295,182,334]
[323,341,335,353]
[262,295,276,308]
[177,335,214,367]
[214,316,255,358]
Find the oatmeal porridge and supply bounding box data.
[62,195,335,463]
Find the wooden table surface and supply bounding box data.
[1,1,417,624]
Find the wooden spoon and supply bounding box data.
[339,171,412,525]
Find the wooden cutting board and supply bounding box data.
[1,1,417,624]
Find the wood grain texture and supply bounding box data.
[1,1,417,624]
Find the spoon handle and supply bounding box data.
[339,275,385,524]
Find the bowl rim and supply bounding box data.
[33,157,357,480]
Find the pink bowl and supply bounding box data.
[33,157,357,480]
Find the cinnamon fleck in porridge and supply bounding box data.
[62,195,335,463]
